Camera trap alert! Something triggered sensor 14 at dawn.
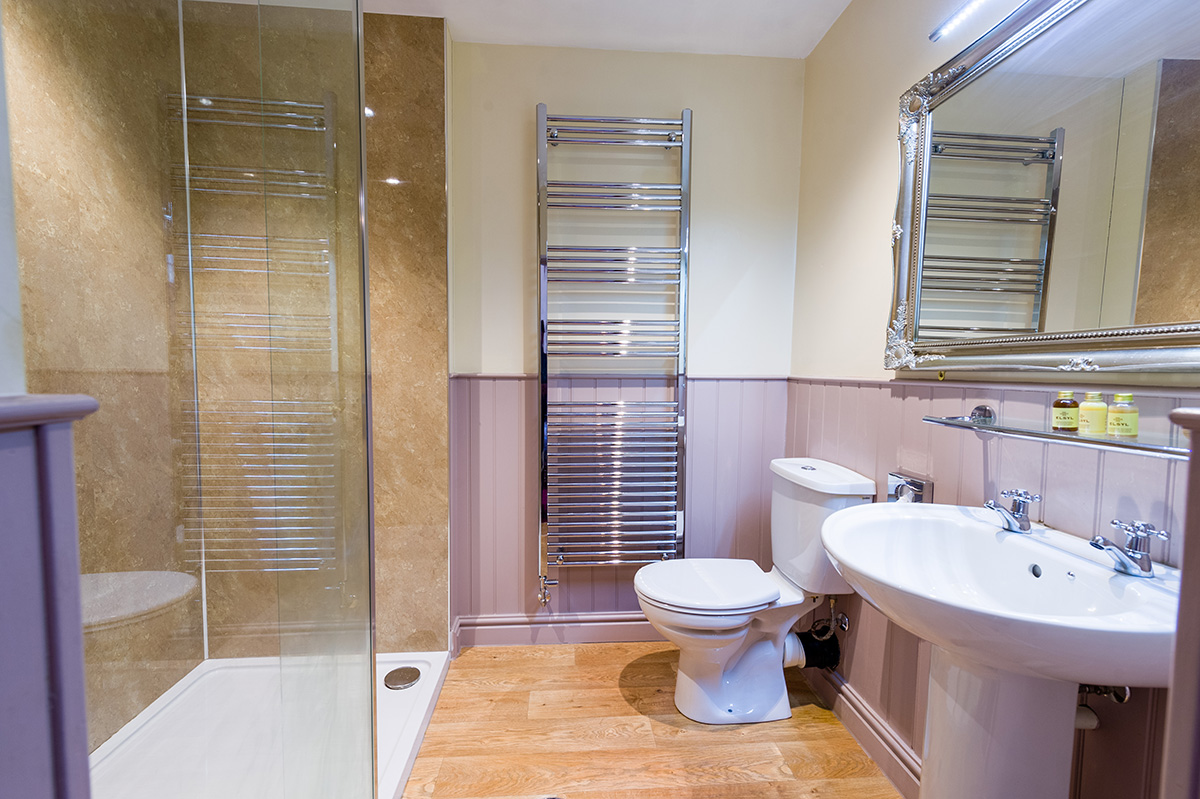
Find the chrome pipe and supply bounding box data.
[546,256,681,264]
[546,114,683,125]
[546,321,679,327]
[548,245,681,253]
[928,193,1051,205]
[927,203,1052,215]
[545,138,683,148]
[923,255,1044,264]
[545,349,680,356]
[929,152,1054,164]
[934,130,1056,143]
[926,213,1049,224]
[547,181,682,191]
[546,202,681,210]
[931,141,1056,154]
[546,126,681,137]
[921,285,1042,294]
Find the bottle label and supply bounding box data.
[1079,407,1107,436]
[1108,409,1139,437]
[1052,407,1079,430]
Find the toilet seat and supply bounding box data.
[634,558,780,615]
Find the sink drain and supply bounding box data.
[384,666,421,690]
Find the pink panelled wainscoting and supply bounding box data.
[789,377,1194,799]
[448,375,789,647]
[449,373,1192,799]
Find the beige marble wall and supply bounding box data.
[1136,59,1200,326]
[5,0,371,748]
[1,0,202,749]
[364,14,449,652]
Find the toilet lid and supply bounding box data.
[634,559,780,612]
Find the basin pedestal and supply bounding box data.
[921,646,1077,799]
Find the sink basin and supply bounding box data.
[821,503,1179,687]
[820,502,1180,799]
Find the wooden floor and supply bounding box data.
[401,641,902,799]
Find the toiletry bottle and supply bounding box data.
[1108,393,1139,438]
[1052,390,1079,432]
[1079,391,1107,437]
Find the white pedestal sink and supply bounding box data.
[821,503,1180,799]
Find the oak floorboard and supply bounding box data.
[405,642,902,799]
[564,776,905,799]
[435,660,676,694]
[426,743,792,798]
[645,704,850,746]
[425,689,530,725]
[416,715,655,757]
[527,684,677,719]
[398,756,441,799]
[777,739,892,780]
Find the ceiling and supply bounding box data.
[361,0,854,59]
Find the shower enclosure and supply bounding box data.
[4,1,374,797]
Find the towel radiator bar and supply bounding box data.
[916,127,1064,341]
[536,103,691,605]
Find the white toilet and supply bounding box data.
[634,457,874,724]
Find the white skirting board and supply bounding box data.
[804,667,921,799]
[453,611,663,649]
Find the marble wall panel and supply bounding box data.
[6,0,373,749]
[1136,59,1200,325]
[364,14,450,653]
[1,0,202,749]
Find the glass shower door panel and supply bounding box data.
[178,0,373,797]
[258,3,373,799]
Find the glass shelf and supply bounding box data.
[923,409,1190,461]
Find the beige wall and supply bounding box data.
[790,0,1014,380]
[449,42,804,377]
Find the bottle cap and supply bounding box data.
[1057,390,1075,399]
[1114,393,1134,402]
[1084,392,1104,401]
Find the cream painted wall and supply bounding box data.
[790,0,1020,379]
[449,42,804,377]
[0,21,25,396]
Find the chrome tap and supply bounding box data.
[1090,519,1170,578]
[984,489,1041,533]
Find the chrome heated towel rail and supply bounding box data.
[536,104,691,605]
[916,127,1064,340]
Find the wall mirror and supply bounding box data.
[888,0,1200,372]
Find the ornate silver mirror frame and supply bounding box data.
[888,0,1200,374]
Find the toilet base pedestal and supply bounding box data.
[672,610,805,725]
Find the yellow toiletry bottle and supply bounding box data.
[1079,392,1107,437]
[1107,393,1139,438]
